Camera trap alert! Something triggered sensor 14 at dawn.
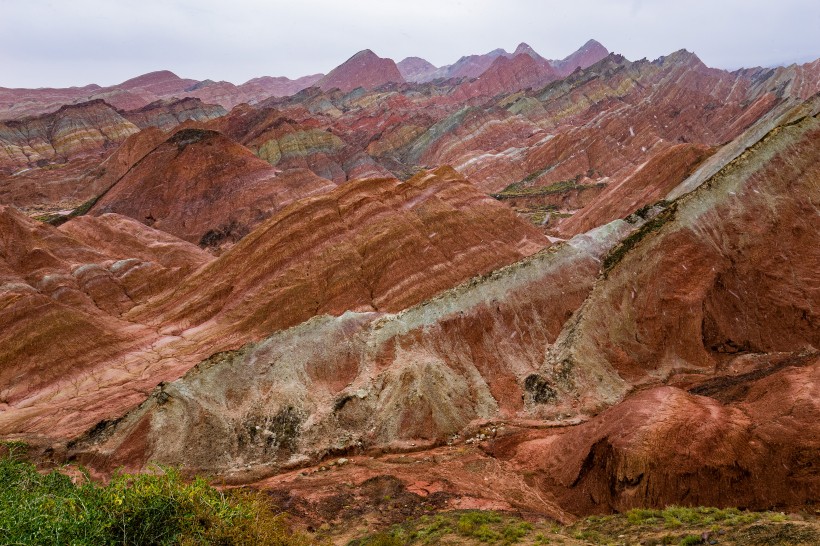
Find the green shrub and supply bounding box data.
[0,453,307,545]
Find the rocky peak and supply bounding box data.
[552,39,610,76]
[512,42,543,60]
[318,50,405,92]
[657,49,707,69]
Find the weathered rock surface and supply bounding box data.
[70,219,620,474]
[130,166,549,334]
[1,43,819,524]
[203,103,391,183]
[0,206,209,416]
[121,97,227,130]
[65,97,820,520]
[0,166,549,444]
[0,100,139,174]
[509,358,820,514]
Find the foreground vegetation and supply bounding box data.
[0,444,309,545]
[347,507,820,546]
[3,442,817,545]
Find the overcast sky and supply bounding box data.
[1,0,818,88]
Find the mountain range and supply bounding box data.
[1,38,819,540]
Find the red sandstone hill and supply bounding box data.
[454,53,559,99]
[0,98,226,216]
[430,48,511,81]
[116,70,197,96]
[0,165,549,443]
[87,127,333,247]
[200,103,390,182]
[129,165,549,338]
[551,38,610,76]
[317,49,405,92]
[417,40,608,83]
[0,100,139,174]
[0,70,322,121]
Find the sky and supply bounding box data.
[1,0,819,88]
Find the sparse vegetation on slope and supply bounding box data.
[346,507,820,546]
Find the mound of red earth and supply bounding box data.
[0,98,227,217]
[453,53,559,99]
[317,50,405,92]
[87,127,333,247]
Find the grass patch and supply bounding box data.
[347,506,818,545]
[350,511,537,545]
[0,450,308,545]
[601,201,678,276]
[37,196,101,226]
[492,179,582,199]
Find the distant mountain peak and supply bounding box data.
[397,57,438,82]
[582,38,605,49]
[658,49,707,69]
[119,70,183,87]
[318,49,404,92]
[552,39,610,76]
[513,42,544,60]
[350,49,378,60]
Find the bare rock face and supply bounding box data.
[70,219,622,474]
[318,50,405,92]
[0,99,220,215]
[130,166,549,337]
[115,70,197,97]
[204,103,391,183]
[429,48,511,81]
[241,74,324,96]
[489,101,820,515]
[62,98,820,519]
[507,357,820,514]
[1,42,819,523]
[546,102,820,385]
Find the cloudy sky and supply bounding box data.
[1,0,818,88]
